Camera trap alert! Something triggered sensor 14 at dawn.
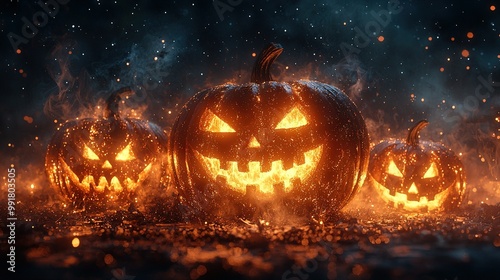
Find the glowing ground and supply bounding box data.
[14,204,500,280]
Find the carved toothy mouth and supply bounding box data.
[195,145,323,194]
[372,178,454,211]
[58,158,153,193]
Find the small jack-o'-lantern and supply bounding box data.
[169,43,369,219]
[45,87,167,210]
[368,120,466,211]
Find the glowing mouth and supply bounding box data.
[372,178,454,211]
[196,145,323,194]
[59,158,152,193]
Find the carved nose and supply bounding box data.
[247,136,261,148]
[408,182,419,194]
[102,160,112,169]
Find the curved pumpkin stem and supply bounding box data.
[104,86,132,119]
[251,42,283,83]
[406,120,429,146]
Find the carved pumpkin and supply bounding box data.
[45,87,168,210]
[368,120,466,211]
[169,43,369,219]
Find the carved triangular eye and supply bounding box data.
[275,106,308,130]
[200,109,236,132]
[115,143,136,161]
[387,160,403,177]
[423,162,439,178]
[83,144,100,160]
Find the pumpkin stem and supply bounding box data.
[104,86,132,119]
[406,120,429,146]
[251,42,283,83]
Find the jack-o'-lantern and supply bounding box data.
[45,87,168,210]
[169,43,369,220]
[368,120,466,211]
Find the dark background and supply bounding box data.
[0,0,499,202]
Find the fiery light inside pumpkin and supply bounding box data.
[372,179,457,211]
[371,157,464,211]
[51,138,154,195]
[196,146,323,194]
[45,115,162,203]
[195,106,323,194]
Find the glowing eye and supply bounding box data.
[275,106,308,129]
[83,144,100,160]
[115,143,136,161]
[423,162,439,178]
[387,160,403,177]
[200,109,236,133]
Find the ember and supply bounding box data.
[14,204,500,279]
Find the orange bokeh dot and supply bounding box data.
[19,69,24,74]
[428,36,433,41]
[467,32,474,38]
[23,116,33,124]
[461,49,470,57]
[491,5,496,11]
[451,37,455,41]
[466,66,470,70]
[16,49,21,54]
[440,67,445,72]
[251,52,256,57]
[377,35,385,42]
[104,254,114,265]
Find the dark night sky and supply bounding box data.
[0,0,499,201]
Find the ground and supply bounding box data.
[9,203,500,280]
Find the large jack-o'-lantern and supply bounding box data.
[169,43,369,219]
[45,87,168,210]
[368,120,466,211]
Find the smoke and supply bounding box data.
[43,29,185,122]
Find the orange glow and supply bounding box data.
[451,37,455,41]
[491,5,496,11]
[372,177,458,211]
[467,32,474,39]
[408,183,418,194]
[83,144,99,160]
[115,143,136,161]
[104,254,114,265]
[275,106,308,129]
[23,116,33,124]
[423,162,439,178]
[200,109,236,132]
[387,160,403,177]
[57,142,153,193]
[71,237,80,248]
[251,52,256,57]
[461,49,470,57]
[101,160,112,169]
[377,36,385,42]
[16,49,21,54]
[247,136,261,148]
[428,36,433,41]
[440,67,444,72]
[196,145,323,194]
